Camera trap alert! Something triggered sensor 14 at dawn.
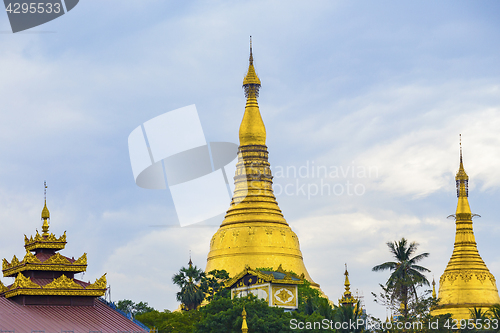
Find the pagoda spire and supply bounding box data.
[41,181,50,236]
[240,36,265,146]
[206,40,318,288]
[432,137,500,319]
[339,264,356,307]
[344,264,351,293]
[432,277,436,299]
[241,307,249,333]
[455,134,470,216]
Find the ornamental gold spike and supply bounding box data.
[41,181,50,236]
[432,138,500,319]
[344,264,350,292]
[206,41,318,288]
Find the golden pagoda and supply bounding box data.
[432,140,500,319]
[205,40,318,287]
[0,184,107,305]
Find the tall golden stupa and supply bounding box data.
[205,40,318,287]
[432,140,500,319]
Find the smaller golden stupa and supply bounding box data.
[241,307,249,333]
[432,138,500,319]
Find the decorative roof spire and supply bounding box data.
[241,306,248,333]
[456,134,469,198]
[339,264,356,307]
[432,277,436,299]
[239,36,266,146]
[41,181,50,236]
[344,263,351,293]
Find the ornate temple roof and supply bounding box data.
[0,184,146,331]
[0,184,106,301]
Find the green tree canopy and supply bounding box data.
[172,262,206,311]
[372,237,430,319]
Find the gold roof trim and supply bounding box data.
[3,252,87,277]
[1,273,107,298]
[24,230,67,251]
[225,266,303,289]
[44,252,71,265]
[44,274,83,289]
[0,280,8,293]
[87,273,107,289]
[11,272,41,289]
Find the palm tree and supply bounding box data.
[372,238,430,319]
[172,260,206,311]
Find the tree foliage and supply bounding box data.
[372,237,430,319]
[171,263,207,311]
[137,271,339,333]
[202,269,230,302]
[115,299,155,316]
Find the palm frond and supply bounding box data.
[372,262,398,272]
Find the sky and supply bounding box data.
[1,0,500,321]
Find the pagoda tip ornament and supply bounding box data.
[41,181,50,236]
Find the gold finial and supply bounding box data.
[344,263,350,292]
[460,134,462,162]
[188,252,193,268]
[339,263,356,307]
[455,134,469,198]
[41,181,50,237]
[242,37,262,91]
[432,277,437,299]
[249,36,253,65]
[241,306,248,333]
